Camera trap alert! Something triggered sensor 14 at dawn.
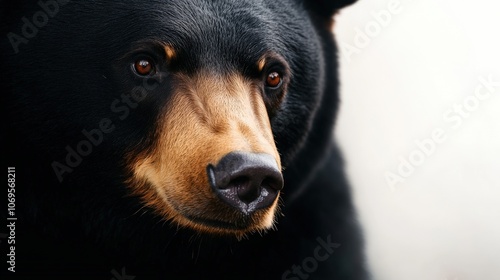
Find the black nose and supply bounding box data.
[207,152,283,215]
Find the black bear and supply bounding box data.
[2,0,369,279]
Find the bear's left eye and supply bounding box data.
[265,72,282,88]
[133,58,155,76]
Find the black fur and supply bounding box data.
[1,0,368,279]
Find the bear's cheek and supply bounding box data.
[124,73,282,234]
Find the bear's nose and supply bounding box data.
[207,152,283,215]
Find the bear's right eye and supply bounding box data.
[265,72,282,88]
[133,58,155,76]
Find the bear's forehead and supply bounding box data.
[101,0,306,45]
[143,2,282,43]
[107,0,307,70]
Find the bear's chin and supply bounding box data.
[167,203,279,238]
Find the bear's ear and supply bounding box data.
[303,0,358,18]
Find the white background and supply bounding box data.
[335,0,500,279]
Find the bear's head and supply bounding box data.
[4,0,356,237]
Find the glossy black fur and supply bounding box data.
[1,0,368,279]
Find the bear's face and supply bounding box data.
[127,63,287,235]
[7,0,354,236]
[116,1,315,235]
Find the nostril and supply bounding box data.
[231,177,260,204]
[262,177,282,191]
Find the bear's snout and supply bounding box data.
[207,151,283,215]
[126,72,283,234]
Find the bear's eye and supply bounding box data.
[265,72,282,88]
[134,58,155,76]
